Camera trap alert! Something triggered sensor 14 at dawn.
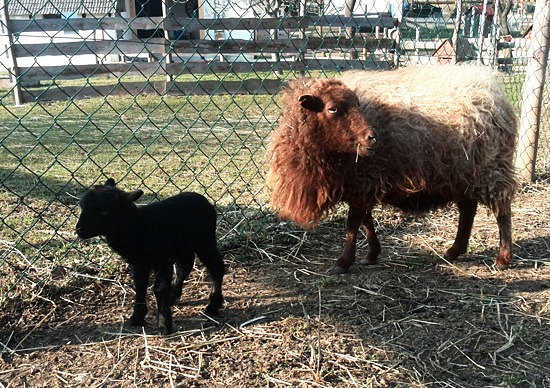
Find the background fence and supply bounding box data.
[0,0,544,305]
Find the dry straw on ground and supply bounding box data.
[1,180,550,387]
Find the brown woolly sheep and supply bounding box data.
[267,66,518,274]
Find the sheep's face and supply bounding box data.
[297,80,377,156]
[75,178,143,239]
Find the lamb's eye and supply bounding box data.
[328,107,338,114]
[100,209,110,216]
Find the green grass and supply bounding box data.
[0,90,284,303]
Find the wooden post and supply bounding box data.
[0,0,22,105]
[162,0,173,83]
[451,0,463,64]
[490,0,501,69]
[515,0,550,182]
[393,0,403,67]
[476,0,489,65]
[298,0,306,77]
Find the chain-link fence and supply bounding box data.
[0,0,543,305]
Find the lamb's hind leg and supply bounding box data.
[171,254,194,305]
[495,203,513,269]
[445,199,478,260]
[330,206,365,274]
[196,244,224,316]
[153,263,174,335]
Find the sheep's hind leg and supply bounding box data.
[153,263,174,335]
[197,245,224,316]
[330,206,364,274]
[171,255,194,305]
[445,200,477,261]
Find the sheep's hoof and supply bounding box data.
[493,260,510,270]
[328,266,349,275]
[359,258,378,265]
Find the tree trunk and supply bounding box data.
[344,0,357,39]
[497,0,513,36]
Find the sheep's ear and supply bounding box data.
[125,190,144,203]
[104,178,116,187]
[298,95,323,112]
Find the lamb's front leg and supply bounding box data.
[129,264,150,327]
[153,263,174,335]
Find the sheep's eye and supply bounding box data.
[328,107,338,114]
[100,209,110,216]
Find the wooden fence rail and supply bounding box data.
[5,14,395,103]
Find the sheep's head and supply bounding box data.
[292,78,377,157]
[75,178,144,239]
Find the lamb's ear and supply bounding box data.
[298,95,323,112]
[125,190,144,203]
[104,178,116,187]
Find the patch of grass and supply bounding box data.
[0,90,282,304]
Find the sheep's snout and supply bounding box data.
[357,132,377,157]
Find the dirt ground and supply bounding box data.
[1,180,550,388]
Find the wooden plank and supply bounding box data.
[305,58,393,71]
[307,37,393,51]
[18,60,307,86]
[10,14,395,34]
[14,38,305,57]
[309,14,394,28]
[400,40,442,50]
[21,79,285,103]
[10,16,308,34]
[496,57,515,65]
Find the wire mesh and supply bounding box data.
[0,0,542,306]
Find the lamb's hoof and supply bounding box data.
[127,316,145,327]
[328,266,349,275]
[157,325,172,336]
[204,306,220,317]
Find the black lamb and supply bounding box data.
[75,178,224,335]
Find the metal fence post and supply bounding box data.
[516,0,550,182]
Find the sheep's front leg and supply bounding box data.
[330,206,364,274]
[359,209,380,265]
[153,263,174,335]
[129,264,150,327]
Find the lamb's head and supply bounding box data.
[75,178,144,239]
[289,78,377,156]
